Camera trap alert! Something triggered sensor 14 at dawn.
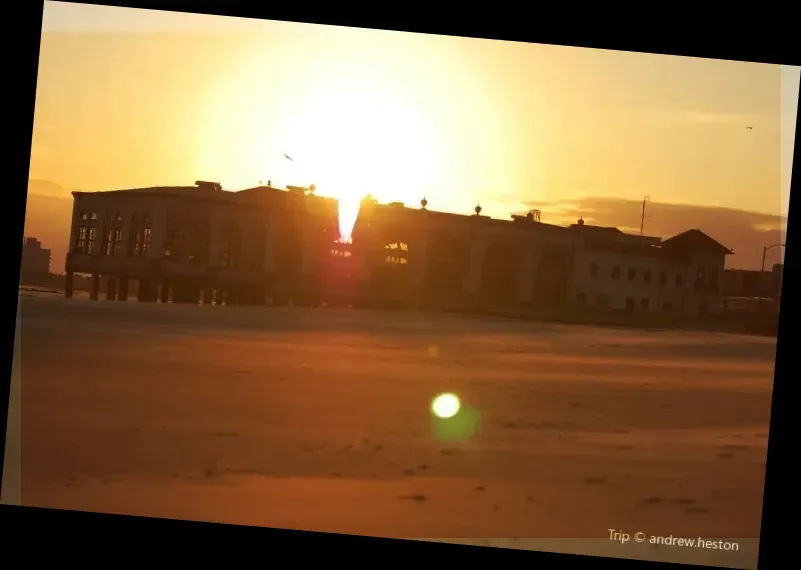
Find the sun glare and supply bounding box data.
[196,43,477,239]
[267,78,446,241]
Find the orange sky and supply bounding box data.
[28,2,798,270]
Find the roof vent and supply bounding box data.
[195,181,222,191]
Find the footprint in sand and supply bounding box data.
[399,494,428,502]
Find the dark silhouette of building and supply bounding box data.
[21,237,51,274]
[62,182,734,324]
[723,264,782,300]
[63,182,577,309]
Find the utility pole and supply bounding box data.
[758,242,786,312]
[640,196,650,235]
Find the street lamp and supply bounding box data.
[759,242,785,311]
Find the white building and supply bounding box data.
[570,222,732,317]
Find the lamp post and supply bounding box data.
[759,243,785,311]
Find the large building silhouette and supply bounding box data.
[64,181,732,319]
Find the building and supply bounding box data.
[21,237,51,274]
[63,181,736,323]
[63,182,576,310]
[570,222,732,317]
[723,263,783,300]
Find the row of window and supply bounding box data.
[589,262,720,291]
[78,211,150,223]
[589,263,684,286]
[576,292,675,313]
[74,226,151,257]
[73,225,265,270]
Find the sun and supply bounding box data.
[197,50,454,242]
[269,80,445,240]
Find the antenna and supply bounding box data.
[640,196,650,235]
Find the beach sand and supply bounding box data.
[7,295,775,568]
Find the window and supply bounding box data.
[384,242,409,264]
[662,302,673,313]
[611,266,621,279]
[132,228,151,257]
[659,271,667,285]
[79,212,88,221]
[576,292,587,305]
[163,214,184,261]
[220,223,240,268]
[590,263,599,278]
[628,268,637,281]
[676,274,684,287]
[102,229,112,256]
[249,235,266,270]
[75,226,87,253]
[187,219,211,265]
[87,227,97,254]
[114,212,122,221]
[641,297,650,311]
[626,297,635,311]
[694,267,706,293]
[142,228,151,256]
[242,231,266,270]
[644,269,652,284]
[596,294,609,308]
[90,212,98,221]
[112,229,123,256]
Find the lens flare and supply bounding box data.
[431,393,461,419]
[337,198,360,243]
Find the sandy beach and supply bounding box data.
[8,294,775,568]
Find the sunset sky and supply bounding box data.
[28,1,798,270]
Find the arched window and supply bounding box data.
[220,222,241,268]
[129,211,152,257]
[162,211,186,261]
[187,217,211,264]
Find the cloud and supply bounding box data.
[530,196,786,270]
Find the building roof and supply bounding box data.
[661,229,733,255]
[582,237,688,264]
[569,223,624,235]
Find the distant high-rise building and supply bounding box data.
[21,237,51,274]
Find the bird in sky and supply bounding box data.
[284,153,293,161]
[746,126,753,131]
